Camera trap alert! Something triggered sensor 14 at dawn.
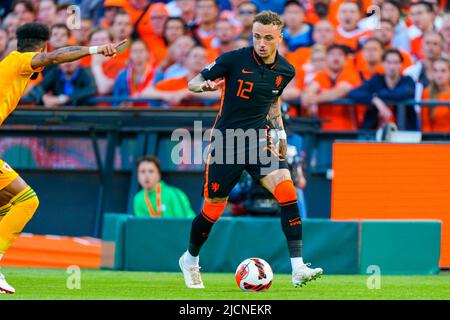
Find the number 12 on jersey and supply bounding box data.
[236,79,254,100]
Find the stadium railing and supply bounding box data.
[54,97,450,131]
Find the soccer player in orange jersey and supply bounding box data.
[0,23,126,294]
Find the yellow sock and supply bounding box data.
[0,186,39,254]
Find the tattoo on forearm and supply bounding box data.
[268,99,284,130]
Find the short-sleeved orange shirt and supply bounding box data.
[285,47,312,74]
[421,87,450,132]
[353,52,385,81]
[312,66,361,130]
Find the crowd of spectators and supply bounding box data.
[0,0,449,132]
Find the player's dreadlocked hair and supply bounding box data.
[16,23,50,52]
[253,10,284,31]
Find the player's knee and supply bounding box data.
[273,179,298,205]
[201,198,227,223]
[14,188,39,216]
[28,194,39,212]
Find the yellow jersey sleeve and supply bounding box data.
[16,52,44,76]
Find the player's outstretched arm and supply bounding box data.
[30,39,128,70]
[188,74,224,93]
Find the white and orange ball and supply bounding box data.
[235,258,273,291]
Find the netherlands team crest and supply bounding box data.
[275,75,283,87]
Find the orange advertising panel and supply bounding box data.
[331,142,450,267]
[1,234,103,268]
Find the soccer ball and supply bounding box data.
[235,258,273,291]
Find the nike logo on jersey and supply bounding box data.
[241,68,254,74]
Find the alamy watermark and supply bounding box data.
[66,5,81,30]
[66,265,81,290]
[171,121,283,175]
[366,265,381,289]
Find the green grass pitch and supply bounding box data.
[0,268,448,300]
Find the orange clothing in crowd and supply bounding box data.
[206,47,220,64]
[421,88,450,132]
[155,76,188,91]
[193,28,215,49]
[398,49,414,71]
[410,35,424,61]
[135,3,169,65]
[335,26,372,52]
[105,0,167,64]
[312,66,361,131]
[285,47,312,74]
[155,76,194,107]
[304,0,342,26]
[141,34,167,65]
[155,76,218,108]
[353,52,385,81]
[304,0,370,26]
[79,55,92,68]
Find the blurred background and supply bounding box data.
[0,0,448,275]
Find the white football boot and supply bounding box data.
[292,263,323,288]
[0,271,15,294]
[179,253,205,289]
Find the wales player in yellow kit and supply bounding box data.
[0,23,126,294]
